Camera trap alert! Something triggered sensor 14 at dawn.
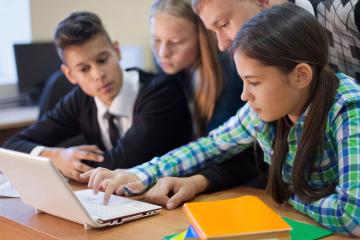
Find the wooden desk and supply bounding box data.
[0,185,352,240]
[0,106,39,130]
[0,106,38,145]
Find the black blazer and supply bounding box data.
[3,69,192,169]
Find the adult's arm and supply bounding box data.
[128,104,257,188]
[196,146,266,193]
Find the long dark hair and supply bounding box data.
[231,3,339,203]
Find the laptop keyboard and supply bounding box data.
[75,189,160,220]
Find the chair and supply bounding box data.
[38,70,74,118]
[38,70,85,147]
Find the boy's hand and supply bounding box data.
[140,175,209,209]
[40,145,104,183]
[80,167,142,205]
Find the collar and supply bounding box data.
[292,0,315,16]
[95,69,140,119]
[292,105,310,127]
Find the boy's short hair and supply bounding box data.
[54,11,111,59]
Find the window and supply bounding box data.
[0,0,31,85]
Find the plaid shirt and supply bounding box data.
[129,73,360,236]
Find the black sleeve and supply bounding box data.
[355,0,360,33]
[93,73,193,169]
[195,146,268,193]
[2,88,84,152]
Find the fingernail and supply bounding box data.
[124,185,135,194]
[98,156,104,161]
[167,202,175,209]
[125,182,134,189]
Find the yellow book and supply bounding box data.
[183,195,291,240]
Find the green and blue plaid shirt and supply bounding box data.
[129,73,360,236]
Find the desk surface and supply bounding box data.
[0,106,38,130]
[0,184,352,240]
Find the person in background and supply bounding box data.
[193,0,359,80]
[85,3,360,236]
[2,11,192,183]
[150,0,241,136]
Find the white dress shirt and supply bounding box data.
[294,0,315,16]
[31,69,140,155]
[95,70,140,151]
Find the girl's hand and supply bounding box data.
[139,175,209,209]
[80,167,142,205]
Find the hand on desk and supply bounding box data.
[80,167,142,205]
[132,175,209,210]
[40,145,104,183]
[80,169,209,209]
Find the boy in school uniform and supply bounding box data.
[2,11,192,183]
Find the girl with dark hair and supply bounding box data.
[229,4,359,235]
[84,3,360,236]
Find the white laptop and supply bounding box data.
[0,148,161,230]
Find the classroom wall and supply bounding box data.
[30,0,155,70]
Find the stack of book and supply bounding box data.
[183,195,291,239]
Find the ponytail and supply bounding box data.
[266,66,339,203]
[291,66,338,202]
[194,19,223,136]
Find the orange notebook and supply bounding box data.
[183,195,291,240]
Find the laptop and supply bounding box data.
[0,148,161,230]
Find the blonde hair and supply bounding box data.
[150,0,224,136]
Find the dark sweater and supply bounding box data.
[3,69,192,169]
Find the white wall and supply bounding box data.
[30,0,155,70]
[0,0,31,85]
